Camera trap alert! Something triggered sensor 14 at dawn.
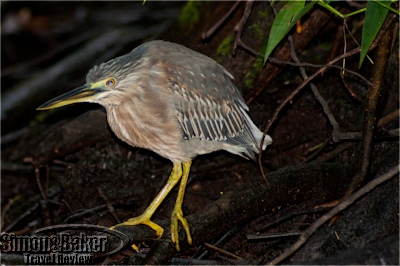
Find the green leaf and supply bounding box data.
[374,0,399,15]
[264,0,317,64]
[359,1,389,68]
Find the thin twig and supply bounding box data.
[235,38,264,57]
[345,0,366,9]
[97,187,121,224]
[288,35,343,143]
[247,232,301,240]
[303,140,330,163]
[3,204,40,233]
[377,109,399,128]
[342,19,348,75]
[35,167,46,200]
[0,127,30,145]
[340,20,363,101]
[317,142,356,163]
[63,205,108,223]
[233,0,254,55]
[204,242,242,260]
[202,1,241,40]
[0,195,23,231]
[197,225,241,259]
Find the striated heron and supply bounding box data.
[38,40,272,251]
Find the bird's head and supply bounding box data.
[37,49,145,111]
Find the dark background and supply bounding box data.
[1,1,398,264]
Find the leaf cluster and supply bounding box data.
[264,0,398,67]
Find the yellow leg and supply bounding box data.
[111,162,183,240]
[170,161,192,251]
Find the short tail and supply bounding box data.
[254,129,272,151]
[241,121,272,160]
[241,112,273,159]
[223,110,273,160]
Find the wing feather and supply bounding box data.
[148,42,258,151]
[165,65,253,144]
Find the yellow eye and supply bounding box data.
[106,78,115,87]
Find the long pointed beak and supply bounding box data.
[37,84,104,110]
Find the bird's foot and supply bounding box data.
[110,215,164,240]
[170,206,192,251]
